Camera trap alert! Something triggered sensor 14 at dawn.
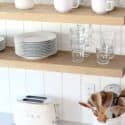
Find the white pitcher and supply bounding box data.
[91,0,115,14]
[15,0,34,9]
[54,0,80,13]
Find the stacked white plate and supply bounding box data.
[14,31,57,60]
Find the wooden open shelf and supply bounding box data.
[0,47,125,77]
[0,3,125,25]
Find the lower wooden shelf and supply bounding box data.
[0,47,125,77]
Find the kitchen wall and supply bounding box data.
[0,67,123,125]
[0,1,125,125]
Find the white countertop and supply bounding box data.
[0,113,89,125]
[0,113,14,125]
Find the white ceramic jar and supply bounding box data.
[54,0,80,13]
[91,0,115,14]
[14,0,34,9]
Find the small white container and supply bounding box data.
[14,0,34,10]
[53,0,80,13]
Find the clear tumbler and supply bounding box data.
[70,26,85,63]
[101,30,115,59]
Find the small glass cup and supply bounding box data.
[72,49,84,63]
[96,48,110,65]
[84,25,93,57]
[70,26,85,63]
[101,30,115,60]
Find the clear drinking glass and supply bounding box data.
[96,31,110,65]
[101,30,115,59]
[96,48,110,65]
[70,25,85,63]
[84,24,93,57]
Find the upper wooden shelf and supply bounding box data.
[0,3,125,25]
[0,47,125,77]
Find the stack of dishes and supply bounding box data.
[14,32,57,60]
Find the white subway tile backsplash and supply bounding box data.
[60,23,78,51]
[9,68,26,113]
[81,75,100,124]
[0,68,11,113]
[6,20,23,47]
[25,70,44,95]
[62,73,81,122]
[44,71,62,102]
[0,20,6,36]
[43,71,62,119]
[100,76,121,90]
[0,20,6,46]
[23,21,42,32]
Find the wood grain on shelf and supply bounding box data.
[0,48,125,77]
[0,3,125,25]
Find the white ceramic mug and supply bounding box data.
[14,0,34,9]
[91,0,115,14]
[54,0,80,13]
